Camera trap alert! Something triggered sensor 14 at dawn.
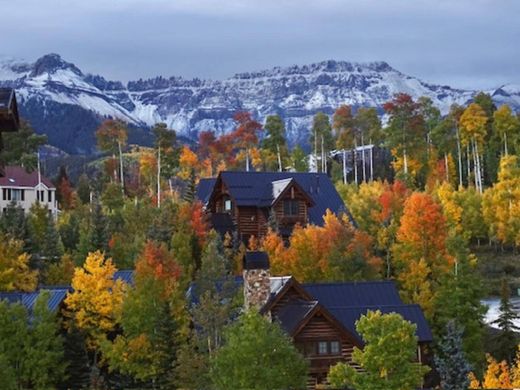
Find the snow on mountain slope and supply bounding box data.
[0,54,517,154]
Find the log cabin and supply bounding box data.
[242,251,433,389]
[196,171,352,243]
[0,88,20,176]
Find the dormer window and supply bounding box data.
[283,200,299,216]
[223,196,233,212]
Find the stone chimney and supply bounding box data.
[243,251,271,310]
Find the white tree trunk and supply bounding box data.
[504,131,509,156]
[314,128,318,173]
[444,153,449,182]
[369,140,374,181]
[361,134,366,182]
[342,149,347,184]
[246,149,250,172]
[157,146,161,208]
[321,135,325,173]
[276,144,282,172]
[403,148,408,175]
[472,140,478,190]
[466,144,471,186]
[474,138,483,194]
[354,140,358,183]
[456,128,463,188]
[118,141,124,193]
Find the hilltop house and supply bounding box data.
[196,171,351,243]
[241,251,433,389]
[0,88,20,176]
[0,166,58,217]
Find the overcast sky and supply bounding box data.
[0,0,518,89]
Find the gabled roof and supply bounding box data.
[276,299,319,334]
[197,171,350,226]
[0,166,55,189]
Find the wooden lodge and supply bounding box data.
[196,171,351,242]
[242,252,433,389]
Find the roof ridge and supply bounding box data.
[303,280,396,287]
[327,304,422,309]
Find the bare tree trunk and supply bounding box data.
[118,142,124,193]
[466,144,471,186]
[276,144,282,172]
[456,128,463,188]
[354,140,358,184]
[157,146,161,208]
[474,138,483,194]
[361,134,366,182]
[369,140,374,181]
[504,131,509,156]
[314,128,318,173]
[403,148,408,175]
[246,149,250,172]
[321,135,325,173]
[444,153,449,182]
[472,140,478,190]
[342,149,347,184]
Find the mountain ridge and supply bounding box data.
[1,53,519,154]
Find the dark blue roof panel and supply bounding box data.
[276,299,318,334]
[303,280,402,308]
[329,304,433,343]
[197,171,350,226]
[0,288,69,312]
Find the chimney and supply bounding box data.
[243,251,271,310]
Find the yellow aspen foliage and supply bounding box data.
[511,349,520,388]
[468,372,481,389]
[482,156,520,246]
[65,251,126,348]
[178,145,200,179]
[0,235,37,292]
[482,354,512,389]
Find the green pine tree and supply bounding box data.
[434,320,471,390]
[492,279,520,363]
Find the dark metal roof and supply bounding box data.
[244,251,270,270]
[275,299,318,334]
[328,304,433,343]
[197,171,352,226]
[114,270,134,285]
[302,280,402,308]
[0,288,69,312]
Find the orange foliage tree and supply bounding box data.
[262,210,382,282]
[391,192,454,318]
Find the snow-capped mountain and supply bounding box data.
[0,53,518,154]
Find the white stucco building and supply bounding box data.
[0,166,58,217]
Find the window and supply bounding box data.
[330,341,340,355]
[224,199,232,212]
[48,190,52,203]
[2,188,11,201]
[12,189,24,201]
[318,341,328,355]
[283,200,299,216]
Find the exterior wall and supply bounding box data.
[273,186,309,233]
[0,184,58,217]
[237,206,259,242]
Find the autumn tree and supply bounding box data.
[459,103,488,193]
[493,104,519,156]
[355,107,382,182]
[392,192,453,318]
[383,93,426,180]
[101,242,182,386]
[65,251,126,367]
[481,355,512,389]
[210,310,307,390]
[482,155,520,247]
[327,310,429,390]
[0,234,37,292]
[231,111,262,171]
[290,145,308,172]
[153,123,179,206]
[96,119,128,190]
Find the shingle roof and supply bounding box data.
[0,166,55,188]
[114,270,134,285]
[197,171,351,226]
[328,305,433,343]
[0,288,69,312]
[302,280,403,308]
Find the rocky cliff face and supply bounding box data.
[1,53,518,154]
